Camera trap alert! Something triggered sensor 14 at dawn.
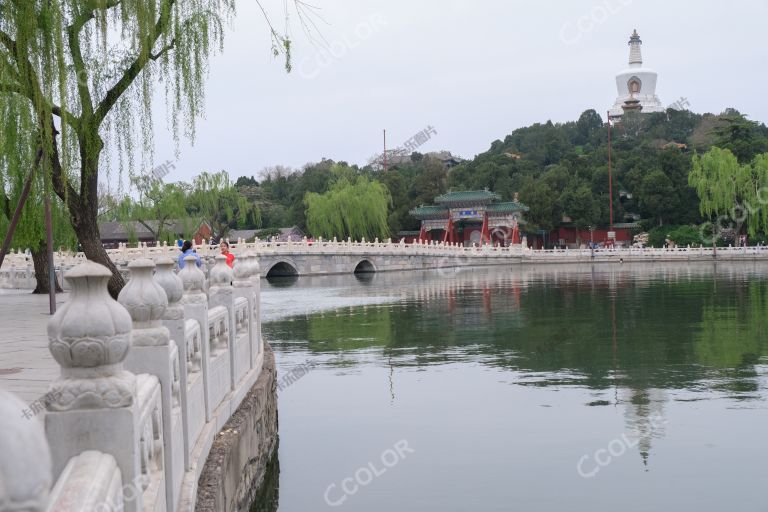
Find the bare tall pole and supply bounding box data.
[44,170,56,314]
[383,129,388,172]
[607,111,614,229]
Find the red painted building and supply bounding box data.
[529,223,638,249]
[409,190,529,246]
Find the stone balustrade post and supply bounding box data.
[44,261,146,512]
[233,253,256,372]
[179,255,212,423]
[155,258,192,471]
[208,254,237,391]
[249,255,263,363]
[119,258,184,512]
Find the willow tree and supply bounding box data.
[304,176,391,240]
[0,0,299,296]
[187,171,260,239]
[124,176,187,243]
[689,147,768,239]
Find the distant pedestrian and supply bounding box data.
[178,240,202,269]
[220,241,235,268]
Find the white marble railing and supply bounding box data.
[4,242,768,290]
[519,245,768,259]
[0,251,265,512]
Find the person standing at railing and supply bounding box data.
[178,240,202,269]
[220,241,235,268]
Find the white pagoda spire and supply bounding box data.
[628,29,643,67]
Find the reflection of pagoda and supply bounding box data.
[621,388,667,467]
[410,190,529,247]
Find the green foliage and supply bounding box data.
[689,147,768,237]
[712,110,768,163]
[638,170,679,226]
[304,174,391,240]
[124,177,187,241]
[689,147,742,219]
[647,224,702,247]
[667,225,701,247]
[187,171,260,238]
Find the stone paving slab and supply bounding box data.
[0,291,67,420]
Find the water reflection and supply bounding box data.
[249,441,280,512]
[266,263,768,395]
[265,275,299,288]
[260,262,768,512]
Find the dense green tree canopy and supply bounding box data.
[304,169,391,240]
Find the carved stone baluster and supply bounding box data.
[179,255,212,424]
[44,261,145,512]
[155,257,192,470]
[118,258,183,512]
[209,254,236,390]
[233,252,255,369]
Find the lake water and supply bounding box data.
[252,263,768,512]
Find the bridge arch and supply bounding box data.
[265,260,299,277]
[353,259,377,274]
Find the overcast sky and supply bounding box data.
[147,0,768,184]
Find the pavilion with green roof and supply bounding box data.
[409,190,529,246]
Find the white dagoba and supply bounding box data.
[609,30,664,120]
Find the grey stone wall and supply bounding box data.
[195,343,278,512]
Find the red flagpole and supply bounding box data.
[607,111,613,229]
[480,213,489,245]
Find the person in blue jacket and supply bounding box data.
[178,240,202,269]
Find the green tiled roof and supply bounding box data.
[486,202,529,213]
[435,190,500,204]
[409,205,449,218]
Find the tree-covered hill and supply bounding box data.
[446,108,768,232]
[234,108,768,240]
[98,108,767,242]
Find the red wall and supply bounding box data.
[551,227,633,246]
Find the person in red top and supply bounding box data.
[220,240,235,268]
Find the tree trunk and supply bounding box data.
[46,121,125,298]
[70,202,126,298]
[31,246,63,294]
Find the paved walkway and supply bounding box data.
[0,291,66,421]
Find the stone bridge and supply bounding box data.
[252,242,523,277]
[138,239,522,277]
